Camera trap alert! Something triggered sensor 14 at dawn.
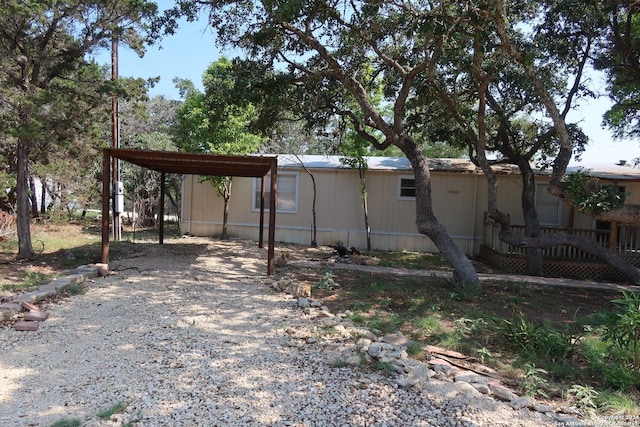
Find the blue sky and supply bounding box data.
[90,12,639,167]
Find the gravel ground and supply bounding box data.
[0,238,559,427]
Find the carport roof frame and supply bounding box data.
[104,148,277,177]
[101,148,278,275]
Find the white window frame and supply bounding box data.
[536,183,562,226]
[398,175,416,200]
[252,172,299,213]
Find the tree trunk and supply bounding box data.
[16,138,35,258]
[221,179,232,240]
[520,163,543,276]
[222,195,230,239]
[295,155,317,247]
[28,176,38,218]
[402,141,479,289]
[309,170,317,247]
[359,167,372,251]
[500,231,640,283]
[40,182,46,214]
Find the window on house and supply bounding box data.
[253,173,298,213]
[399,177,416,199]
[536,183,561,225]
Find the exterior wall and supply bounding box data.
[181,168,487,255]
[180,164,640,256]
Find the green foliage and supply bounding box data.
[173,58,266,157]
[475,347,493,364]
[602,291,640,366]
[372,361,396,374]
[492,307,575,360]
[316,270,339,291]
[376,251,451,270]
[601,364,640,391]
[65,283,85,296]
[560,171,626,214]
[49,419,82,427]
[97,401,126,420]
[521,362,549,399]
[454,317,488,339]
[0,0,159,257]
[367,312,403,334]
[595,3,640,139]
[596,391,640,416]
[568,384,599,415]
[415,315,444,336]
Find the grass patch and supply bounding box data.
[308,258,640,415]
[97,401,126,420]
[376,250,452,270]
[50,419,82,427]
[0,270,52,293]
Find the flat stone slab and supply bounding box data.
[24,311,49,321]
[21,301,40,311]
[14,320,39,331]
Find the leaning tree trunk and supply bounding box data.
[16,137,35,258]
[492,3,640,282]
[403,141,479,289]
[520,163,543,276]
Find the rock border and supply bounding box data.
[292,292,586,427]
[0,263,108,329]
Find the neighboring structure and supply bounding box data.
[180,155,640,279]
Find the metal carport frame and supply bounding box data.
[101,148,278,275]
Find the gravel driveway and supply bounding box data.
[0,238,558,426]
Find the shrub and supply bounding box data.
[602,291,640,366]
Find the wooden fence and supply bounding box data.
[481,217,640,281]
[483,219,640,260]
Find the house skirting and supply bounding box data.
[182,220,481,255]
[479,245,640,283]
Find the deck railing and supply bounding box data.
[483,218,640,260]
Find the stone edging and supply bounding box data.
[293,293,586,426]
[0,263,106,324]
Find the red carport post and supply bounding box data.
[101,149,111,265]
[258,175,265,248]
[159,172,165,245]
[267,158,277,275]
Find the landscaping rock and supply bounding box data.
[14,320,39,331]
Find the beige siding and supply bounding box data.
[180,163,640,255]
[181,167,486,255]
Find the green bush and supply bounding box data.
[492,307,575,361]
[602,291,640,366]
[602,364,640,391]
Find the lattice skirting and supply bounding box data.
[479,245,638,283]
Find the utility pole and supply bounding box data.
[111,36,121,241]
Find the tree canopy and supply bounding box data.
[596,1,640,139]
[0,0,160,258]
[172,58,265,238]
[152,0,640,284]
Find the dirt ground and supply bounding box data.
[1,222,624,329]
